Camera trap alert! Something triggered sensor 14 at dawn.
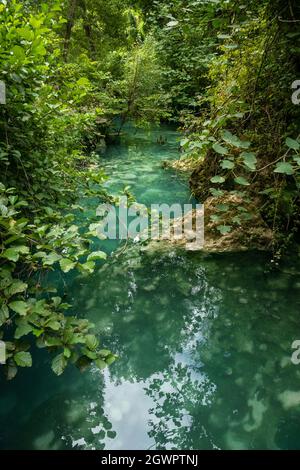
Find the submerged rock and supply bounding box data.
[278,390,300,410]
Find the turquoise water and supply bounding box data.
[1,126,300,450]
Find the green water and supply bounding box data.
[1,125,300,450]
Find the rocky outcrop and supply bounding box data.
[202,193,273,252]
[141,193,273,254]
[162,158,198,172]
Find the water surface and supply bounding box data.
[1,125,300,450]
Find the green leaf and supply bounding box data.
[274,162,294,175]
[7,365,18,381]
[44,336,62,347]
[216,204,229,212]
[43,252,62,266]
[59,258,76,273]
[210,188,224,197]
[232,216,242,226]
[218,34,231,40]
[222,130,251,149]
[14,352,32,368]
[286,137,300,151]
[224,44,238,50]
[210,215,221,223]
[64,348,71,359]
[0,305,9,327]
[46,320,61,331]
[51,353,67,376]
[12,45,26,61]
[77,77,90,87]
[234,176,250,186]
[293,156,300,166]
[52,297,62,308]
[211,176,225,184]
[9,301,29,316]
[166,20,179,28]
[2,248,20,262]
[105,354,117,366]
[34,44,47,56]
[220,159,235,170]
[180,138,189,147]
[30,17,42,29]
[95,358,107,370]
[80,261,95,274]
[2,246,29,262]
[5,280,28,296]
[213,143,228,155]
[15,322,33,339]
[17,27,34,41]
[217,225,232,235]
[241,152,257,170]
[87,251,107,262]
[85,334,99,351]
[83,349,98,360]
[99,349,111,357]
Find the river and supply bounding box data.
[1,125,300,450]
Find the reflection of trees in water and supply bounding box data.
[2,371,115,450]
[146,363,218,450]
[72,247,220,382]
[70,248,300,449]
[143,254,300,450]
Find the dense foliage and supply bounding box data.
[140,0,300,249]
[0,0,169,379]
[1,0,300,379]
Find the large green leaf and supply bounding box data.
[211,176,225,184]
[51,353,67,376]
[12,45,26,61]
[274,162,294,175]
[286,137,300,151]
[95,358,107,370]
[17,27,34,41]
[9,301,29,316]
[46,320,61,331]
[2,246,29,262]
[85,334,99,351]
[220,159,235,170]
[14,322,33,339]
[80,261,95,274]
[99,349,111,358]
[43,252,62,266]
[234,176,250,186]
[0,305,9,327]
[222,130,251,149]
[87,251,107,262]
[213,143,228,155]
[217,225,232,235]
[5,280,28,297]
[14,352,32,367]
[59,258,76,273]
[216,204,229,212]
[241,152,257,170]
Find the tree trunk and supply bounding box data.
[80,0,96,59]
[63,0,78,61]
